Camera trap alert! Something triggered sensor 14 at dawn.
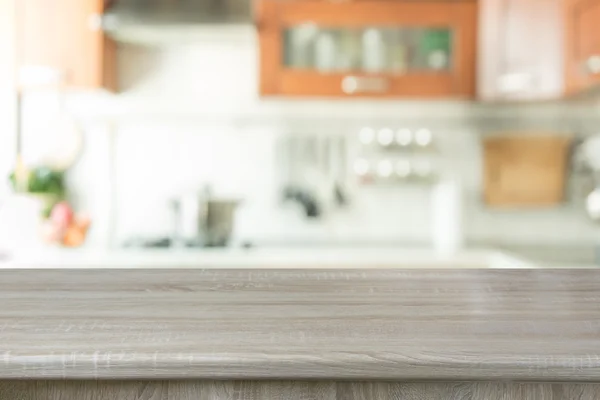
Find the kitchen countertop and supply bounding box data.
[500,244,600,268]
[1,268,600,380]
[0,247,533,268]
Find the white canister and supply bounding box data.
[431,179,464,254]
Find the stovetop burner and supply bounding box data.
[121,237,254,249]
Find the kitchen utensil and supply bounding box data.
[280,134,322,218]
[332,135,348,206]
[304,135,333,214]
[280,134,350,216]
[172,189,240,247]
[483,134,572,207]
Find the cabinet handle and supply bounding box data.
[342,76,389,94]
[585,55,600,75]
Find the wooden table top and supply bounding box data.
[1,268,599,380]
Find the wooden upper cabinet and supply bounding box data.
[0,0,16,91]
[564,0,600,95]
[478,0,563,101]
[257,0,478,98]
[17,0,117,91]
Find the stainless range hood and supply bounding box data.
[103,0,255,44]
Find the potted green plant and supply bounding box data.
[8,166,91,247]
[8,166,67,218]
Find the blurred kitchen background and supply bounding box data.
[1,0,600,260]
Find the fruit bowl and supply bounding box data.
[41,201,91,248]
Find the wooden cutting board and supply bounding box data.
[483,134,572,207]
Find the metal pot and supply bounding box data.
[172,193,240,247]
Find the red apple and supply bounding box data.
[50,201,74,230]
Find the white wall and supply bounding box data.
[0,0,16,201]
[3,33,600,248]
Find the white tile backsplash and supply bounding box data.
[2,35,599,249]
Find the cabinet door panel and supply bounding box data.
[259,0,477,98]
[565,0,600,94]
[17,0,115,90]
[575,1,600,58]
[64,0,103,88]
[478,0,563,100]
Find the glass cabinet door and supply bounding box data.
[283,26,453,74]
[258,0,477,98]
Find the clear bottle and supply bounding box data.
[315,30,338,72]
[362,28,386,73]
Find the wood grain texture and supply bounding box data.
[169,381,233,400]
[0,381,32,400]
[1,381,600,400]
[553,383,600,400]
[336,382,393,400]
[1,269,600,380]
